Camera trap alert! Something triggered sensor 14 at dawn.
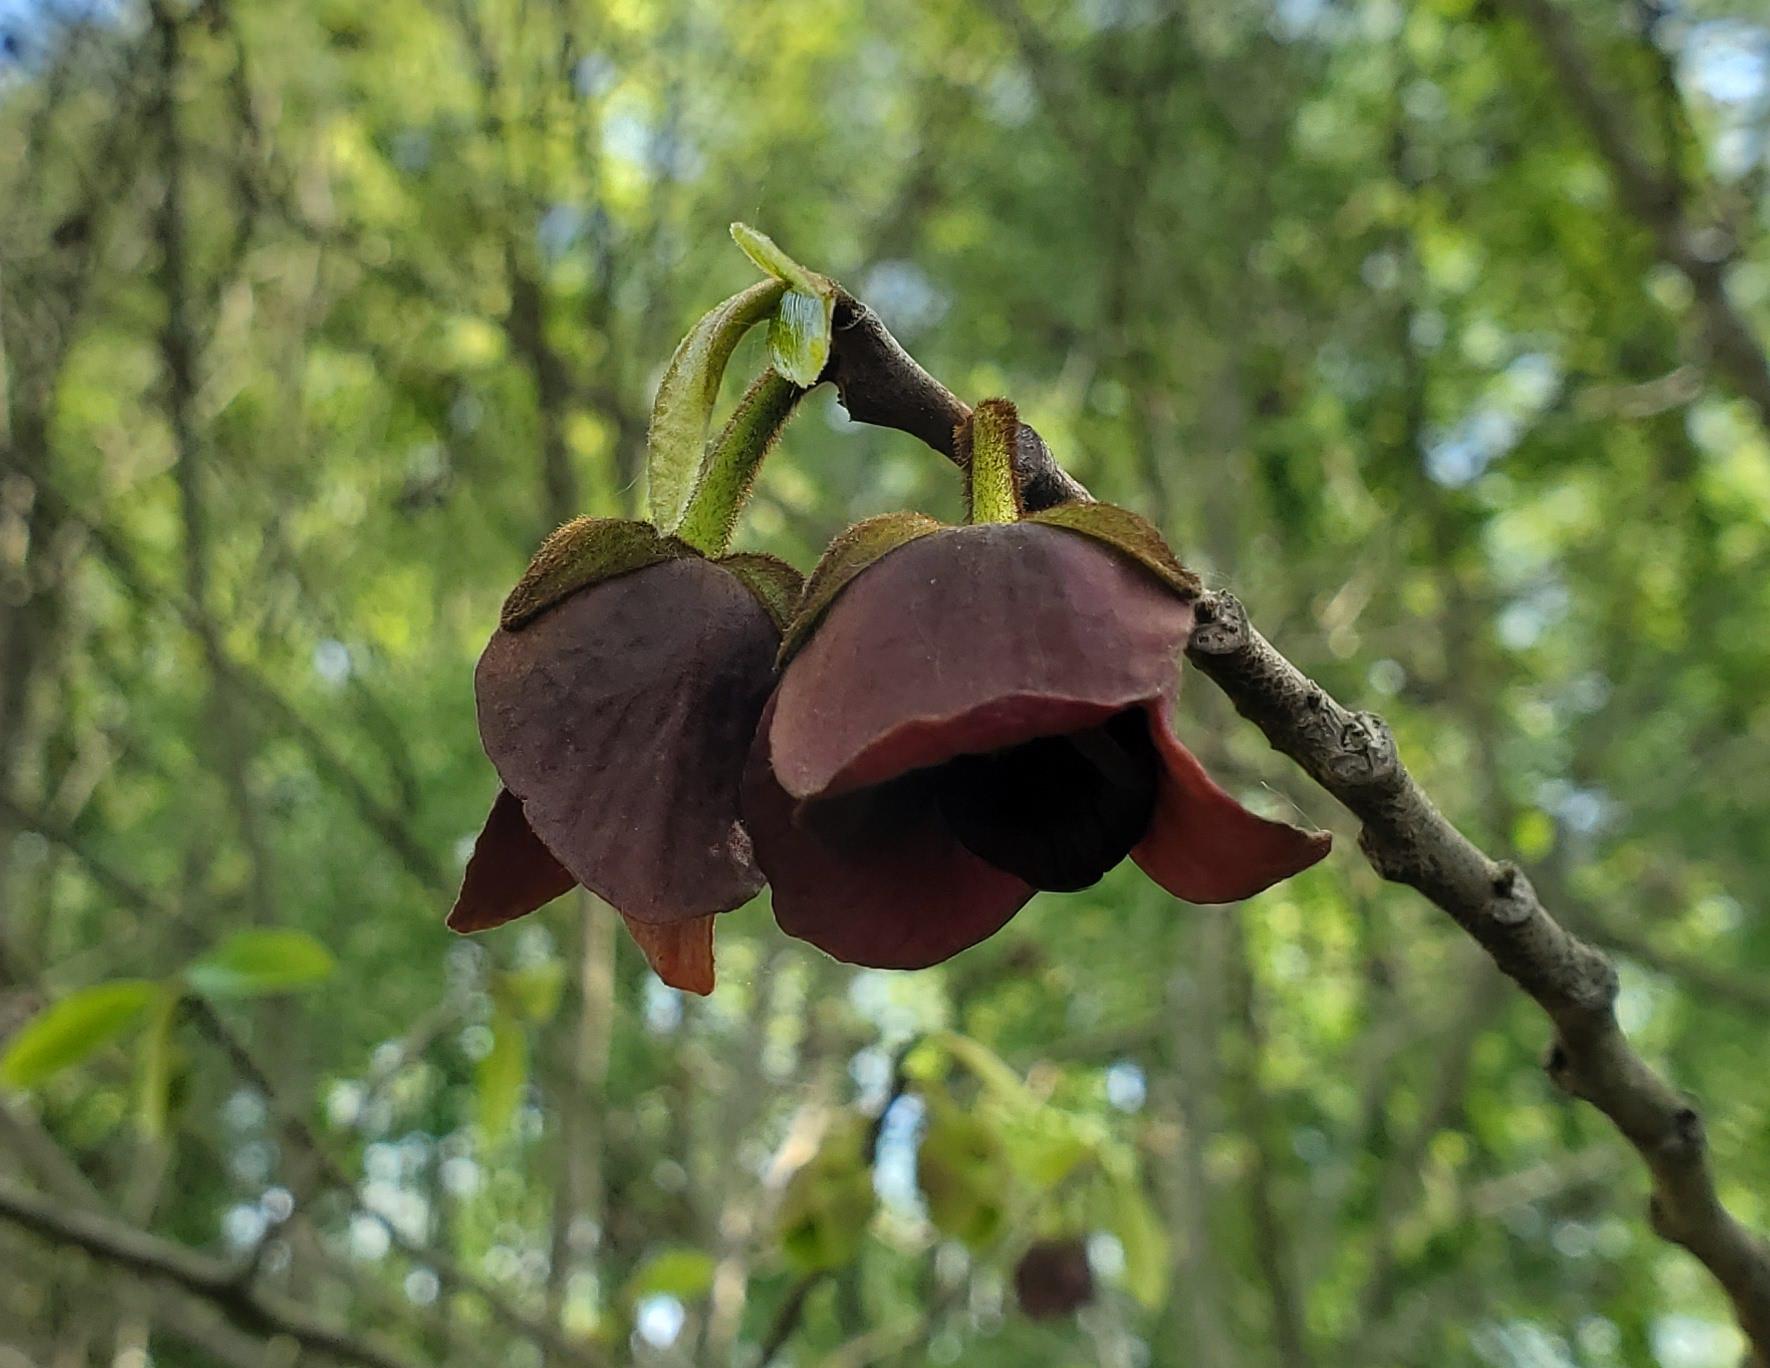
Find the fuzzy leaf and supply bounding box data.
[647,279,787,534]
[0,980,159,1088]
[185,929,336,999]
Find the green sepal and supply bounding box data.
[646,278,788,533]
[778,511,946,664]
[716,553,804,635]
[500,518,693,631]
[1027,502,1202,600]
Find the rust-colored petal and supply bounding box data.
[744,694,1034,969]
[447,788,577,933]
[622,914,716,996]
[770,523,1195,801]
[476,557,777,925]
[1131,702,1331,902]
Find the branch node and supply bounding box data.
[1487,862,1536,926]
[1326,711,1400,790]
[1188,592,1249,655]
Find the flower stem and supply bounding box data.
[964,398,1024,525]
[676,369,806,556]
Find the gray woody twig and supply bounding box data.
[823,294,1770,1365]
[0,1177,424,1368]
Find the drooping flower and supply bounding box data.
[448,516,799,994]
[742,400,1329,970]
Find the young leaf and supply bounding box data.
[135,984,184,1139]
[729,222,823,295]
[727,225,837,387]
[476,1007,527,1141]
[0,980,160,1089]
[185,929,336,999]
[767,289,835,388]
[646,278,787,534]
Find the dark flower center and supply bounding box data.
[933,709,1158,892]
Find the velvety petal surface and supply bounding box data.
[770,523,1196,801]
[744,696,1035,969]
[622,914,716,996]
[447,788,577,933]
[1131,702,1332,902]
[476,557,778,924]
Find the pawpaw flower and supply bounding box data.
[448,516,800,995]
[742,400,1329,970]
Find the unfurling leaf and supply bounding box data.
[646,278,786,534]
[728,225,837,388]
[767,288,835,388]
[0,980,160,1088]
[185,929,336,999]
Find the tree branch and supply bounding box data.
[1495,0,1770,435]
[0,1178,425,1368]
[821,292,1770,1364]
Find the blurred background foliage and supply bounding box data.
[2,0,1769,1364]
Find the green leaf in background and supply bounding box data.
[935,1031,1035,1108]
[1108,1172,1170,1312]
[492,961,565,1024]
[917,1093,1010,1250]
[476,1007,527,1141]
[0,980,160,1089]
[135,984,183,1140]
[776,1116,876,1273]
[185,929,336,999]
[645,277,787,534]
[625,1247,718,1303]
[1000,1109,1096,1191]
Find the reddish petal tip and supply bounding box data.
[447,789,577,934]
[1132,709,1331,904]
[623,914,716,995]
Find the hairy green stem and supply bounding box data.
[963,398,1023,524]
[676,369,807,555]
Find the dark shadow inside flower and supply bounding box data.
[932,709,1158,892]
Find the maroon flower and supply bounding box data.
[742,405,1329,970]
[448,518,798,994]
